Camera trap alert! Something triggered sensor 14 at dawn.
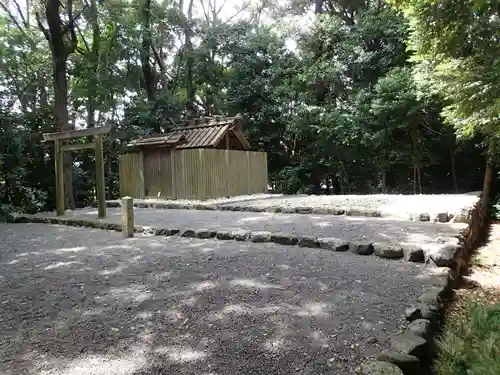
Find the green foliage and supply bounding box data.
[390,0,500,139]
[436,300,500,375]
[0,0,491,210]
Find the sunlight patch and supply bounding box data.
[296,302,329,317]
[263,338,285,353]
[98,244,135,251]
[107,285,152,303]
[44,261,80,270]
[191,280,218,291]
[230,279,282,289]
[53,246,87,253]
[155,346,207,363]
[315,221,334,228]
[99,265,126,276]
[237,215,273,223]
[38,349,147,375]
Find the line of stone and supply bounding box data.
[359,263,454,375]
[101,201,456,223]
[358,203,483,375]
[10,213,433,263]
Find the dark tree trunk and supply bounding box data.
[140,0,156,103]
[449,137,459,193]
[314,0,324,14]
[40,0,79,209]
[185,0,195,119]
[87,0,100,128]
[481,138,496,212]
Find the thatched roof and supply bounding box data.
[127,116,251,150]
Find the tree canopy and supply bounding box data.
[0,0,495,214]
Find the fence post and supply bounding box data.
[121,196,134,237]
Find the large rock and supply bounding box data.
[180,229,196,238]
[405,304,438,321]
[417,287,444,306]
[376,350,420,375]
[373,243,404,259]
[405,306,422,322]
[233,230,251,241]
[349,241,374,255]
[271,233,298,246]
[298,235,319,248]
[390,332,427,358]
[317,237,349,251]
[451,207,473,223]
[408,319,431,338]
[295,207,313,214]
[429,243,461,267]
[250,231,271,243]
[418,213,430,222]
[311,207,331,215]
[216,230,233,240]
[195,228,217,239]
[265,206,280,213]
[402,245,425,263]
[436,212,450,223]
[346,209,381,217]
[360,361,404,375]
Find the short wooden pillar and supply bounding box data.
[121,196,134,237]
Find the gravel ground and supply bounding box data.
[108,194,281,209]
[216,194,480,221]
[0,223,437,375]
[51,207,465,246]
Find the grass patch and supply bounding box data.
[435,290,500,375]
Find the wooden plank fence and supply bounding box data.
[119,149,268,200]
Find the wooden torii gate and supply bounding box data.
[42,126,112,218]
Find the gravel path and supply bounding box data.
[0,223,437,375]
[216,194,480,221]
[52,207,465,246]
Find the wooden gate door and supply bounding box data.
[143,149,174,198]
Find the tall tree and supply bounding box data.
[36,0,85,209]
[389,0,500,206]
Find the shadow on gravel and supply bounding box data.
[0,223,433,375]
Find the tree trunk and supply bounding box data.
[417,165,422,194]
[42,0,78,209]
[481,137,496,212]
[449,140,459,193]
[140,0,156,104]
[314,0,324,14]
[87,0,100,128]
[381,168,386,193]
[185,0,196,119]
[413,166,417,194]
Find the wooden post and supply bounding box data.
[170,150,176,199]
[121,196,134,237]
[225,149,230,197]
[198,148,206,200]
[54,139,65,216]
[246,151,251,195]
[95,135,106,218]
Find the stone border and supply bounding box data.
[7,213,461,266]
[94,200,466,223]
[358,200,489,375]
